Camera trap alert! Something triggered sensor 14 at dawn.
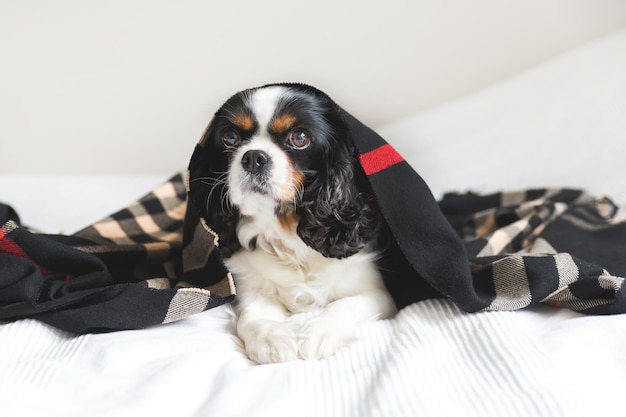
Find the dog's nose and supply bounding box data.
[241,150,271,174]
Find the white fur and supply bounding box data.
[227,88,295,215]
[225,87,397,364]
[227,136,292,216]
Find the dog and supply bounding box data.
[197,84,396,363]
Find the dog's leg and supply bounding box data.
[298,288,396,359]
[236,295,300,364]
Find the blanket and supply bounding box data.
[2,92,626,333]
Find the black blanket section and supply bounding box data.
[2,103,626,333]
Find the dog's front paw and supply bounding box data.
[240,320,299,364]
[298,320,355,360]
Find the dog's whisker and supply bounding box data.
[294,183,305,207]
[220,183,233,214]
[202,178,228,187]
[190,173,228,183]
[204,173,229,215]
[205,195,211,216]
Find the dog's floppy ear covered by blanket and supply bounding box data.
[187,83,473,310]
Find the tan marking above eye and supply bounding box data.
[269,114,297,134]
[233,113,255,131]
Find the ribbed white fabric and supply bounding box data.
[2,296,626,417]
[0,319,87,410]
[289,300,576,417]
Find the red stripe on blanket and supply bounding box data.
[0,225,29,258]
[359,144,405,176]
[0,224,53,275]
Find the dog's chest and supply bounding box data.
[231,216,340,313]
[259,236,335,313]
[229,247,337,313]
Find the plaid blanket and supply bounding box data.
[1,177,625,333]
[441,189,626,313]
[2,103,626,332]
[0,173,235,332]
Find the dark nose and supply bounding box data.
[241,149,271,174]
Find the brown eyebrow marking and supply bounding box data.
[269,114,297,134]
[233,113,255,131]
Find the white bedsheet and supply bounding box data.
[2,28,626,417]
[3,300,625,417]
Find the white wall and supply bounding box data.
[2,0,626,174]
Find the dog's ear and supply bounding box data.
[187,123,241,258]
[297,137,380,259]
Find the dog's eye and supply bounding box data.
[222,130,241,148]
[287,130,311,150]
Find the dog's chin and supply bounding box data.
[228,160,301,217]
[243,177,273,198]
[229,181,284,217]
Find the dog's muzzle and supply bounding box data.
[239,149,275,196]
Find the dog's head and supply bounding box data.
[188,83,380,259]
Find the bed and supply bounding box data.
[2,28,626,417]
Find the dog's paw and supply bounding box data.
[298,320,355,360]
[241,320,299,364]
